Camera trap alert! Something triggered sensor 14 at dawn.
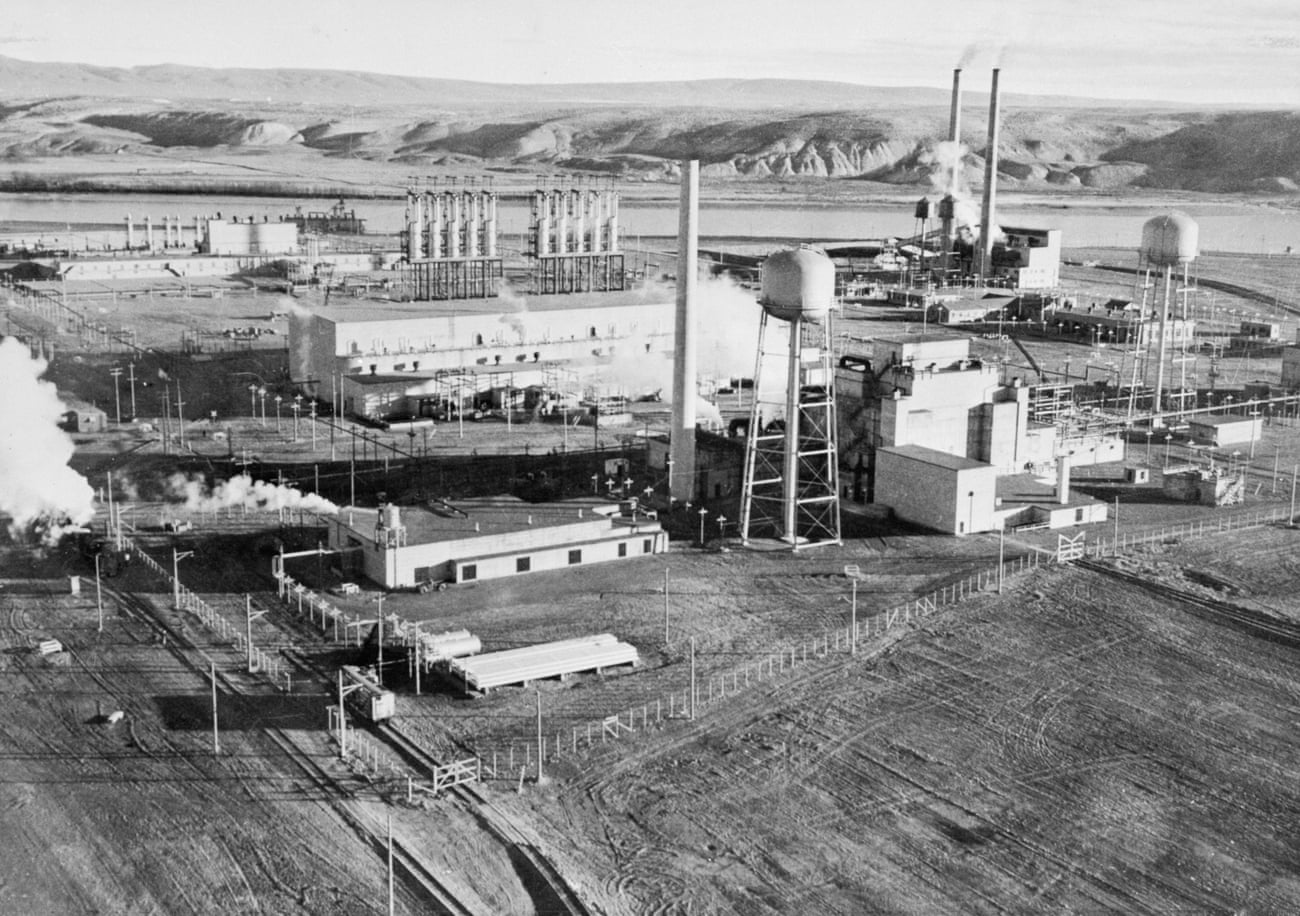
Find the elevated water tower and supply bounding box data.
[740,246,842,548]
[1138,212,1199,421]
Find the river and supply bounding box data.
[2,191,1298,254]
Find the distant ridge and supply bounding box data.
[0,54,1201,110]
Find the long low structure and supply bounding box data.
[447,634,638,694]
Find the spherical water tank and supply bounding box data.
[1141,211,1199,266]
[760,246,835,323]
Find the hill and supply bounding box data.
[0,56,1298,195]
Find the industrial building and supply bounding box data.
[987,227,1062,289]
[326,498,666,590]
[1186,414,1263,447]
[201,218,299,256]
[289,287,676,421]
[1283,340,1300,389]
[1041,299,1194,347]
[835,333,1114,535]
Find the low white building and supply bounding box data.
[1187,414,1263,447]
[202,219,299,256]
[326,497,667,589]
[874,445,999,536]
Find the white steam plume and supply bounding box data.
[589,275,762,400]
[166,472,339,515]
[0,337,96,543]
[495,281,530,344]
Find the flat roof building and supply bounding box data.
[326,497,667,589]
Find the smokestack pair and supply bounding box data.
[942,67,1001,282]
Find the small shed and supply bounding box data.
[62,406,108,433]
[1187,414,1262,447]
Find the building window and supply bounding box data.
[643,539,652,554]
[568,549,582,565]
[618,543,627,558]
[462,564,477,582]
[1075,508,1085,522]
[516,556,531,573]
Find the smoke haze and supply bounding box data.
[165,472,339,515]
[0,337,96,543]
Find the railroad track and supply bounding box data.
[262,727,475,916]
[102,585,484,915]
[1077,559,1300,650]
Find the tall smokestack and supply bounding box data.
[941,68,962,277]
[978,68,1001,283]
[948,68,962,188]
[670,160,699,503]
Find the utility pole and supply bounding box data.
[172,548,193,611]
[94,553,103,633]
[663,567,670,649]
[175,379,185,450]
[387,813,395,916]
[246,595,267,673]
[536,689,544,784]
[375,595,385,686]
[210,661,220,755]
[1291,465,1298,526]
[689,636,696,721]
[997,527,1005,593]
[128,361,136,418]
[1114,495,1120,546]
[110,367,122,423]
[413,622,421,696]
[850,579,858,655]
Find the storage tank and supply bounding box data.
[422,629,482,662]
[914,197,932,220]
[1141,212,1199,265]
[382,503,401,529]
[760,246,835,323]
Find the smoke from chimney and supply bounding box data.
[0,337,95,544]
[165,472,339,515]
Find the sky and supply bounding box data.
[4,0,1300,106]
